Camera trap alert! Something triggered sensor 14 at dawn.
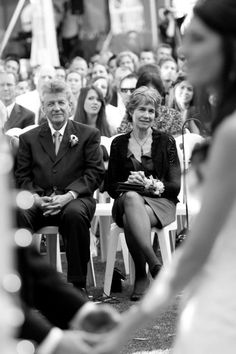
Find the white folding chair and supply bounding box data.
[34,226,96,286]
[103,220,177,296]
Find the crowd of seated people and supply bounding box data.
[0,42,210,306]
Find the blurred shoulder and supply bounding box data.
[215,112,236,145]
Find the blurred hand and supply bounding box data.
[52,330,95,354]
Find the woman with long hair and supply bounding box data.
[74,84,111,137]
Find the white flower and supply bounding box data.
[144,175,165,196]
[69,134,79,147]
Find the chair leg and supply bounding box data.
[103,225,121,296]
[157,228,172,267]
[32,234,42,252]
[46,234,62,272]
[99,216,111,262]
[87,256,96,287]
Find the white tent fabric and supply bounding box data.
[30,0,60,67]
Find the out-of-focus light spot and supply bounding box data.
[3,273,21,293]
[7,307,25,328]
[16,340,35,354]
[16,191,34,210]
[14,229,32,247]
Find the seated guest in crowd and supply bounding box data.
[106,86,181,301]
[74,84,112,137]
[118,73,138,117]
[0,99,7,132]
[169,73,201,134]
[156,43,173,64]
[4,55,21,77]
[16,79,31,96]
[68,56,88,80]
[15,79,105,293]
[0,71,35,133]
[139,49,156,66]
[55,66,66,82]
[91,63,109,80]
[16,64,56,124]
[91,76,122,133]
[159,56,178,106]
[118,71,183,137]
[66,70,85,105]
[116,51,138,73]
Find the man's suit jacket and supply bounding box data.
[17,246,87,344]
[15,120,105,199]
[4,103,35,132]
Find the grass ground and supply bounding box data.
[59,249,180,354]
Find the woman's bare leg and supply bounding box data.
[122,192,161,297]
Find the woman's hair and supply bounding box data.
[169,73,195,111]
[74,84,111,137]
[193,0,236,133]
[136,71,165,98]
[90,75,113,104]
[116,51,138,72]
[126,86,161,122]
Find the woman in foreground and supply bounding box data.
[93,0,236,353]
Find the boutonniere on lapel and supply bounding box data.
[69,134,79,147]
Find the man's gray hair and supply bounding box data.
[40,79,74,107]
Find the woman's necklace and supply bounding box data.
[132,130,151,155]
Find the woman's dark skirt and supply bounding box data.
[112,192,176,228]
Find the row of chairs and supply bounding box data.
[35,199,193,296]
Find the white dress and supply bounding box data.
[173,199,236,353]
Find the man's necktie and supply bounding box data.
[53,131,61,155]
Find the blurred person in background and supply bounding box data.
[159,56,178,106]
[156,43,173,64]
[66,70,85,104]
[55,66,67,81]
[176,46,187,74]
[0,71,35,133]
[90,63,109,80]
[16,79,31,96]
[91,76,120,134]
[16,64,56,124]
[118,73,138,117]
[116,51,138,73]
[139,49,156,66]
[169,73,201,134]
[107,54,117,79]
[4,56,20,77]
[69,56,88,80]
[74,85,112,138]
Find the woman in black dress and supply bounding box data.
[106,86,181,300]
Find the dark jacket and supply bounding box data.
[106,129,181,203]
[4,103,35,132]
[15,120,105,197]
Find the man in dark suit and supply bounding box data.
[15,79,105,291]
[0,71,35,132]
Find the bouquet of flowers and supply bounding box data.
[143,175,165,196]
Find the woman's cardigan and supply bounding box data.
[106,129,181,203]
